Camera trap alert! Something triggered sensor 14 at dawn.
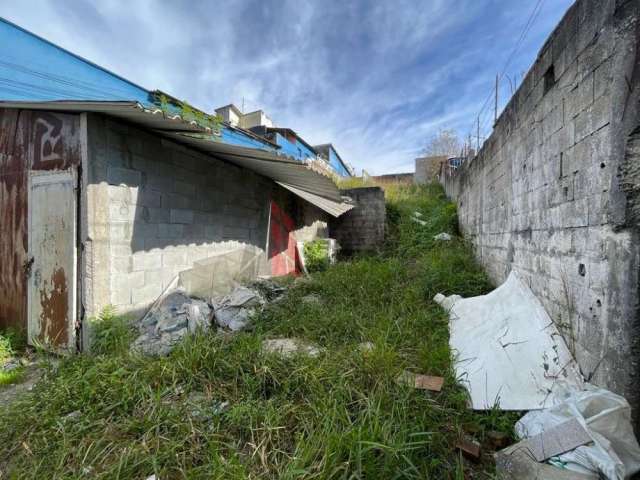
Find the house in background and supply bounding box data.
[215,104,354,178]
[313,144,354,178]
[0,17,354,352]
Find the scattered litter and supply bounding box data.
[212,400,230,415]
[495,442,598,480]
[262,338,322,358]
[514,386,640,479]
[435,271,583,410]
[301,293,322,305]
[63,410,81,421]
[358,341,374,352]
[145,475,158,480]
[397,371,444,392]
[434,232,452,241]
[132,291,212,356]
[433,293,462,312]
[456,435,481,461]
[411,216,427,226]
[2,359,21,372]
[413,211,423,217]
[213,286,264,332]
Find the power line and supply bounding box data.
[466,0,546,152]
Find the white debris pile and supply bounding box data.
[132,280,287,355]
[435,271,640,479]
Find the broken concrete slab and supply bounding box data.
[261,338,322,358]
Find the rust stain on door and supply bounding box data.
[0,108,79,343]
[38,267,69,346]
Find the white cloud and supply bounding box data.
[0,0,575,174]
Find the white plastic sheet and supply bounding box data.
[435,271,583,410]
[516,386,640,479]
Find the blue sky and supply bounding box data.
[1,0,574,174]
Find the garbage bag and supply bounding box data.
[516,385,640,479]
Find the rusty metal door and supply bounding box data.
[27,170,77,351]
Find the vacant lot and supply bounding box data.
[0,184,517,479]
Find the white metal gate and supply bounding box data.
[27,170,77,351]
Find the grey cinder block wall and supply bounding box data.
[82,114,329,319]
[440,0,640,412]
[330,187,385,252]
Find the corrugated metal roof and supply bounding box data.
[276,182,354,217]
[0,100,205,132]
[0,100,350,207]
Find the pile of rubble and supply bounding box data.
[131,279,286,356]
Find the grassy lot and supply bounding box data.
[0,183,518,479]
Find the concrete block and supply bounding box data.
[131,252,162,271]
[170,208,194,224]
[158,223,184,239]
[107,166,142,186]
[162,250,187,267]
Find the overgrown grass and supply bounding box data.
[0,184,517,479]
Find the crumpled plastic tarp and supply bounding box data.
[515,385,640,479]
[179,245,267,299]
[435,270,583,410]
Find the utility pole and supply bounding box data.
[494,73,499,124]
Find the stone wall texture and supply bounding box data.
[330,187,386,252]
[83,114,328,317]
[415,156,447,184]
[440,0,640,411]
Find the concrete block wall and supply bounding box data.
[441,0,640,409]
[415,156,447,184]
[330,187,385,252]
[83,114,328,318]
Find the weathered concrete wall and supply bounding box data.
[83,114,328,318]
[330,187,385,252]
[441,0,640,409]
[415,156,447,184]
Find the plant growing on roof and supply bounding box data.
[153,92,223,136]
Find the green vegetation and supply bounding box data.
[0,184,517,479]
[0,327,27,387]
[303,239,331,273]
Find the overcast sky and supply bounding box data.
[1,0,574,174]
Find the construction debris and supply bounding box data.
[514,386,640,479]
[434,232,452,241]
[519,418,592,462]
[131,291,213,356]
[456,436,481,461]
[435,271,583,410]
[261,338,322,358]
[213,286,265,331]
[396,371,444,392]
[495,443,599,480]
[132,280,286,355]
